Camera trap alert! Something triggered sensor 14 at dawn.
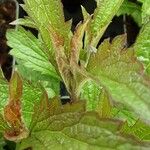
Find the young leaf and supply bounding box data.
[23,0,72,58]
[70,17,90,64]
[134,22,150,74]
[87,35,150,124]
[4,71,28,141]
[9,71,23,101]
[7,27,60,80]
[16,95,150,150]
[96,89,112,118]
[87,0,124,47]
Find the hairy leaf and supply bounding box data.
[134,22,150,74]
[15,58,59,97]
[70,18,90,64]
[112,107,138,126]
[80,80,102,111]
[96,89,112,118]
[7,27,60,80]
[9,71,23,101]
[23,0,71,59]
[4,72,28,141]
[87,35,150,124]
[16,95,150,150]
[10,17,36,28]
[21,81,44,127]
[88,0,124,47]
[121,120,150,141]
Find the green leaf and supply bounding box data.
[88,0,124,47]
[134,22,150,74]
[0,71,8,112]
[80,80,102,111]
[87,35,150,124]
[137,0,150,24]
[21,81,44,127]
[0,72,12,135]
[7,27,60,80]
[96,89,112,118]
[9,71,23,100]
[121,120,150,141]
[117,0,142,26]
[15,58,59,97]
[23,0,72,58]
[0,114,9,133]
[141,0,150,24]
[16,95,150,150]
[112,107,138,126]
[10,17,36,28]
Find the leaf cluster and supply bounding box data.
[0,0,149,149]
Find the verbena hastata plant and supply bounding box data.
[0,0,150,149]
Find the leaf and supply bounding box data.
[16,95,150,150]
[96,89,112,118]
[81,81,138,124]
[112,107,138,126]
[134,22,150,74]
[87,0,124,47]
[9,71,23,101]
[141,0,150,24]
[29,93,86,132]
[121,120,150,141]
[23,0,72,58]
[70,17,90,64]
[4,71,28,141]
[15,58,59,97]
[138,0,145,3]
[87,35,150,124]
[10,17,37,28]
[0,114,9,133]
[21,81,44,128]
[0,72,10,136]
[137,0,150,24]
[80,80,102,111]
[0,70,8,112]
[117,0,142,26]
[7,27,60,80]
